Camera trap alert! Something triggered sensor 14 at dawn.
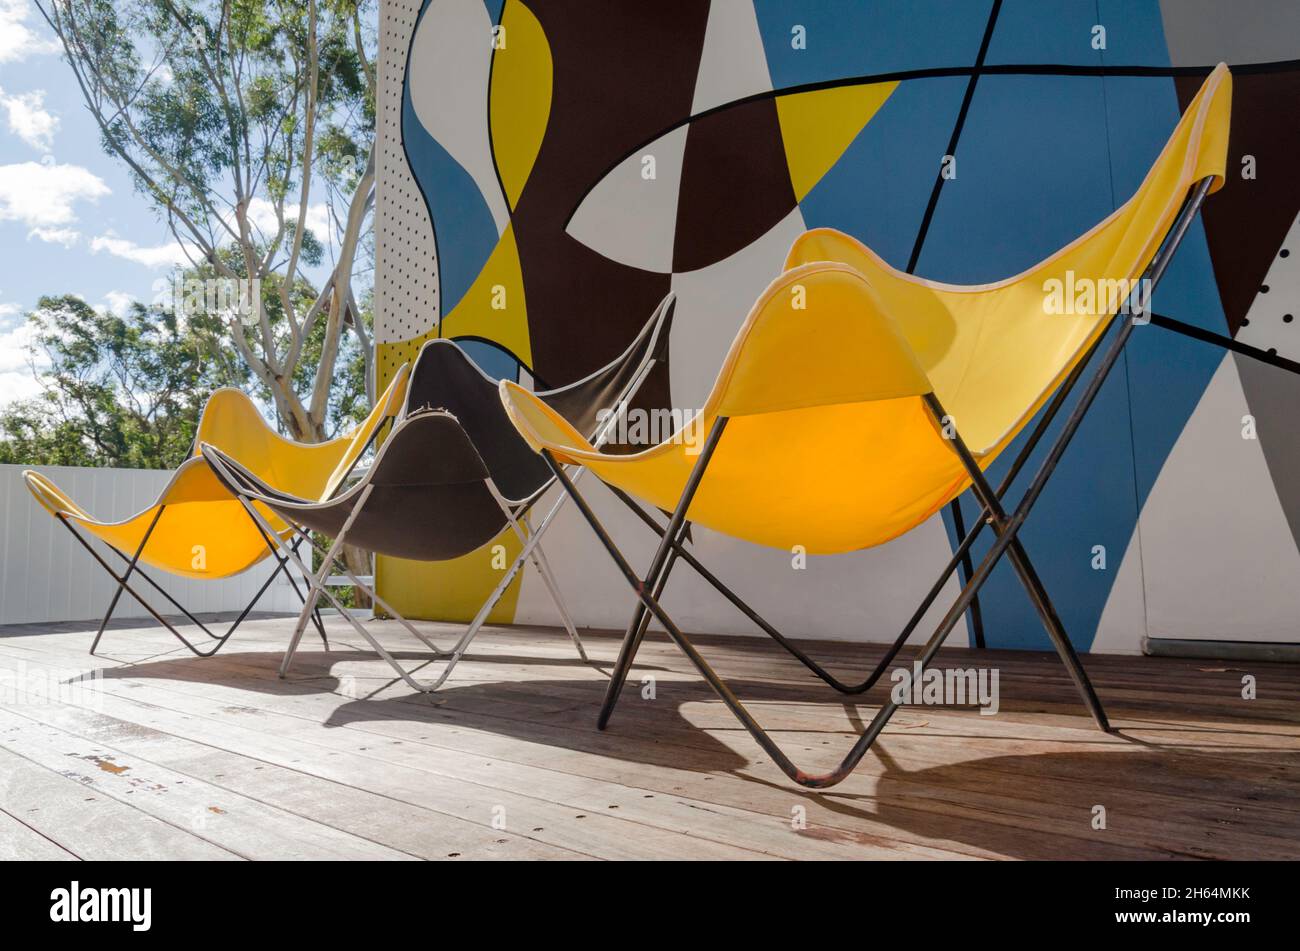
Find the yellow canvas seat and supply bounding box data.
[499,66,1232,787]
[503,65,1230,555]
[22,365,410,655]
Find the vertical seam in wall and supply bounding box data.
[1099,0,1153,644]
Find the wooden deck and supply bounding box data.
[1,613,1298,860]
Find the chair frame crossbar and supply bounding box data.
[540,177,1216,788]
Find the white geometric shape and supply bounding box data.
[1089,528,1149,655]
[1236,208,1300,360]
[691,0,774,114]
[565,125,687,274]
[407,0,510,235]
[1137,353,1300,642]
[668,206,806,410]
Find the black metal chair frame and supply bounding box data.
[57,508,325,658]
[538,176,1217,788]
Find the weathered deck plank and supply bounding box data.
[1,614,1298,860]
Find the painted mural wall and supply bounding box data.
[374,0,1300,653]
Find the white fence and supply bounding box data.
[0,464,304,626]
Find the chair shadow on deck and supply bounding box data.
[80,638,1300,861]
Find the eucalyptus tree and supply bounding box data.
[0,293,250,468]
[35,0,379,440]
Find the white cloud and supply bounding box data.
[0,319,41,404]
[0,301,20,325]
[0,161,109,228]
[89,233,190,269]
[27,226,79,247]
[0,320,31,367]
[103,291,136,316]
[0,86,58,151]
[245,197,333,241]
[0,0,60,65]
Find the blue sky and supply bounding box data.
[0,1,196,403]
[0,1,340,408]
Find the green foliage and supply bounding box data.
[37,0,380,445]
[0,294,252,469]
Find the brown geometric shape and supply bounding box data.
[1177,70,1300,336]
[507,0,711,409]
[672,97,798,273]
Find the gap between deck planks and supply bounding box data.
[2,615,1299,860]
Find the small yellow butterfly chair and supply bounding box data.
[22,364,411,656]
[499,65,1232,787]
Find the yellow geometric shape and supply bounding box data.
[775,81,898,201]
[376,222,532,388]
[490,0,553,210]
[374,523,522,625]
[373,224,533,624]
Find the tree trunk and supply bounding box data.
[343,544,373,609]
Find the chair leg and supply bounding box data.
[957,467,1110,731]
[489,484,593,664]
[279,513,365,678]
[528,541,587,661]
[598,529,686,729]
[90,578,128,656]
[593,420,729,731]
[85,507,164,655]
[281,581,325,676]
[1003,538,1110,731]
[929,391,1111,731]
[947,498,986,648]
[279,535,329,650]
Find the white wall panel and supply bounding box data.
[0,465,303,626]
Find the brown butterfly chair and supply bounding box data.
[202,295,674,691]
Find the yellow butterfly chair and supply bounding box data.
[22,364,411,656]
[499,65,1232,787]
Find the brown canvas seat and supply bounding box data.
[203,295,675,691]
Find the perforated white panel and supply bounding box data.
[375,0,439,346]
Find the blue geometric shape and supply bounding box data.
[936,71,1224,651]
[453,337,523,383]
[798,77,968,269]
[916,75,1114,283]
[401,6,500,316]
[753,0,993,90]
[985,0,1104,66]
[925,74,1129,651]
[1098,0,1174,67]
[482,0,505,26]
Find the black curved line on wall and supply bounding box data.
[560,57,1300,235]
